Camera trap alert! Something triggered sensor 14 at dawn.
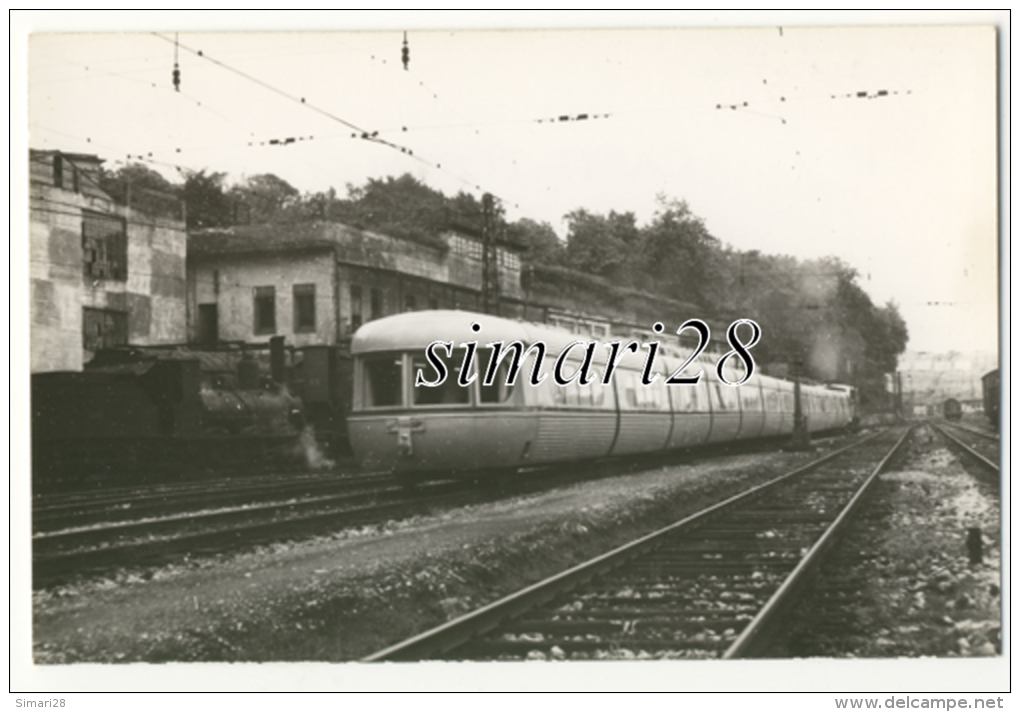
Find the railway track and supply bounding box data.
[31,431,870,590]
[31,475,470,589]
[29,447,761,589]
[942,421,999,442]
[33,431,850,533]
[363,427,912,661]
[929,421,1000,478]
[32,469,395,531]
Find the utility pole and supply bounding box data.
[481,192,501,316]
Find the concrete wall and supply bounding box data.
[30,184,85,372]
[188,249,337,347]
[338,263,484,337]
[30,181,187,373]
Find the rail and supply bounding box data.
[363,429,902,661]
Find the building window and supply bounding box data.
[293,284,316,333]
[350,285,363,332]
[197,304,218,345]
[404,294,417,312]
[254,286,276,335]
[83,307,127,352]
[82,209,127,281]
[497,249,520,270]
[449,234,484,260]
[370,287,384,321]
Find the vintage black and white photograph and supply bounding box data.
[13,10,1007,693]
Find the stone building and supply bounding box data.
[29,150,187,372]
[185,221,525,348]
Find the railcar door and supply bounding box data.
[705,371,742,444]
[664,372,713,449]
[472,348,538,468]
[735,377,766,439]
[526,351,616,464]
[759,380,781,437]
[610,367,672,456]
[777,382,796,435]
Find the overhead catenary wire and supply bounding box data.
[40,34,913,228]
[150,33,411,152]
[147,33,531,210]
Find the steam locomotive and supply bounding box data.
[31,340,309,484]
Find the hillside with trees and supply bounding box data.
[97,163,907,408]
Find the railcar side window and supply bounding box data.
[670,384,688,411]
[645,379,667,410]
[743,388,762,412]
[477,349,516,404]
[566,379,582,407]
[621,372,639,409]
[588,376,605,407]
[685,383,701,410]
[363,355,403,407]
[413,349,471,406]
[713,382,740,411]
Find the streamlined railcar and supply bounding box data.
[347,311,855,477]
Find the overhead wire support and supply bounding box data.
[151,33,438,165]
[172,33,181,92]
[149,33,525,212]
[153,32,364,134]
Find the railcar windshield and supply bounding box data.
[412,349,471,406]
[362,354,403,408]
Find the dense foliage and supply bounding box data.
[97,164,907,406]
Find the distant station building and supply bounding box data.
[897,349,999,413]
[29,150,188,373]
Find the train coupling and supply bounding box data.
[386,416,425,457]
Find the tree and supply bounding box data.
[229,173,300,224]
[181,170,232,229]
[636,196,723,306]
[97,162,180,212]
[506,218,565,265]
[340,173,450,247]
[564,208,640,280]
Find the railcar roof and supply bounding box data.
[352,310,685,365]
[351,311,534,354]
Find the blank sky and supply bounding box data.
[23,13,1003,355]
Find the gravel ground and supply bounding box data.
[769,425,1002,658]
[33,438,853,663]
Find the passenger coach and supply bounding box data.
[348,311,855,478]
